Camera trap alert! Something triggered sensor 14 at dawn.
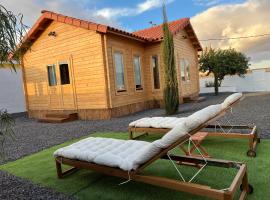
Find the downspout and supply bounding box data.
[20,56,30,114]
[102,34,112,109]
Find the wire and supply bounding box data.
[199,33,270,42]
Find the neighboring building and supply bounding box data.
[200,68,270,93]
[0,65,26,113]
[19,10,202,120]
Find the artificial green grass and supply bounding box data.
[1,132,270,200]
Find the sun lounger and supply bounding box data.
[54,102,253,200]
[128,93,259,157]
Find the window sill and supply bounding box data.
[115,89,129,96]
[135,87,143,91]
[117,89,127,93]
[152,88,161,92]
[182,80,191,84]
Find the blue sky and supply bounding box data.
[102,0,245,31]
[63,0,245,32]
[4,0,270,68]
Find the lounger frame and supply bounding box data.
[55,111,253,200]
[128,97,260,157]
[55,156,250,200]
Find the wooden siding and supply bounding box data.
[174,30,200,98]
[144,43,164,101]
[23,21,200,119]
[105,29,199,109]
[23,21,108,112]
[106,34,150,108]
[28,99,161,120]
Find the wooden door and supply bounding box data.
[47,64,62,110]
[47,58,76,110]
[58,60,76,110]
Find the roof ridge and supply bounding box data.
[20,10,201,52]
[133,17,190,34]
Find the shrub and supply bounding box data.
[0,109,15,160]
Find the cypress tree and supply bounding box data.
[162,4,179,115]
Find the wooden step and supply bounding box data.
[45,113,78,119]
[38,113,78,123]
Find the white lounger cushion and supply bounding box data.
[222,93,242,109]
[185,104,222,131]
[133,122,188,163]
[129,117,186,128]
[54,137,162,171]
[153,122,188,148]
[129,104,222,131]
[54,99,233,171]
[54,122,189,171]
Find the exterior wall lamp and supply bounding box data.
[48,31,57,37]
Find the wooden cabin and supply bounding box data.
[20,10,202,120]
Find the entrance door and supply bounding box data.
[47,59,76,110]
[47,64,62,109]
[58,61,76,110]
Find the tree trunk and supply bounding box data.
[214,75,219,95]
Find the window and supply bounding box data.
[133,56,143,90]
[180,59,186,81]
[59,63,70,85]
[114,52,126,91]
[180,58,191,82]
[186,60,190,81]
[152,56,160,89]
[47,65,57,86]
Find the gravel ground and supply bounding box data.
[0,171,74,200]
[1,92,270,199]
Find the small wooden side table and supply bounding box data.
[180,132,210,158]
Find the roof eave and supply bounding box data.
[107,28,147,43]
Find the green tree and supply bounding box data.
[199,47,249,95]
[0,4,27,71]
[0,4,22,160]
[162,4,179,115]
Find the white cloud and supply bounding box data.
[95,0,174,19]
[1,0,116,26]
[193,0,221,6]
[138,0,174,13]
[191,0,270,68]
[2,0,174,28]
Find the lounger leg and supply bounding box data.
[129,130,148,140]
[238,171,252,200]
[129,130,133,140]
[56,159,63,178]
[55,158,78,178]
[194,145,210,158]
[179,145,189,156]
[247,127,258,157]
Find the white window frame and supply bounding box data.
[151,55,161,90]
[180,58,191,83]
[133,55,143,91]
[47,64,57,86]
[113,51,127,92]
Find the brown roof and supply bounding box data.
[22,10,202,51]
[133,18,190,40]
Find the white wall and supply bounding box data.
[200,69,270,93]
[0,68,26,113]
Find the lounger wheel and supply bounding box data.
[240,184,254,194]
[247,150,256,157]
